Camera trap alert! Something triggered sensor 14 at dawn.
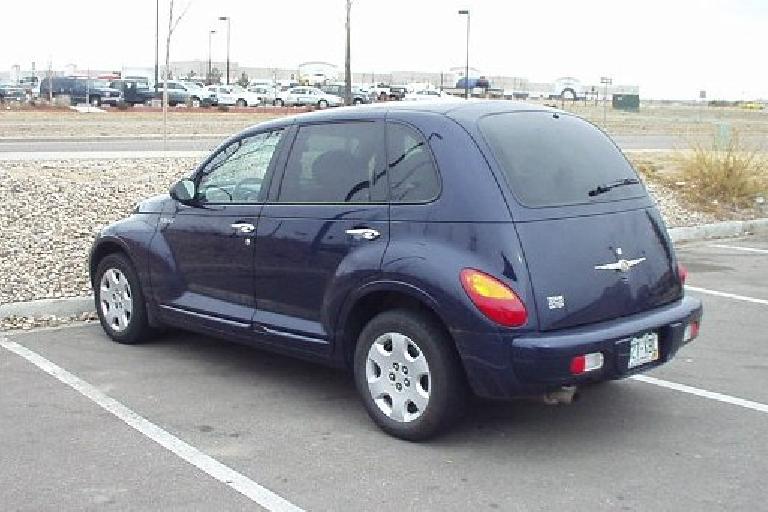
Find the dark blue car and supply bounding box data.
[89,101,703,440]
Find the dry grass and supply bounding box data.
[677,134,767,210]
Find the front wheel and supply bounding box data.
[236,98,247,107]
[273,98,284,107]
[94,253,153,344]
[317,99,328,109]
[354,309,467,441]
[89,95,101,107]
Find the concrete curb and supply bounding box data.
[1,218,767,319]
[0,296,94,320]
[669,218,768,243]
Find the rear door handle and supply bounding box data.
[231,222,255,234]
[345,228,380,240]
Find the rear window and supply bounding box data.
[479,112,643,207]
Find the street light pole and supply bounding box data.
[154,0,159,86]
[344,0,352,106]
[458,9,470,99]
[208,30,216,84]
[600,76,612,126]
[218,16,230,85]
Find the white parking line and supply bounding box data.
[685,285,768,306]
[710,244,768,255]
[0,339,304,512]
[632,375,768,414]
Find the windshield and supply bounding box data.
[479,112,644,208]
[89,80,110,89]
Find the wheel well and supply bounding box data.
[340,291,452,368]
[89,242,126,285]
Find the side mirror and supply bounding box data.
[169,178,197,205]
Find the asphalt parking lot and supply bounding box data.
[2,235,767,511]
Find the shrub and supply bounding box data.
[678,133,766,210]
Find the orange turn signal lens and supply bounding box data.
[460,269,528,327]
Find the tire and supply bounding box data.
[236,98,247,107]
[94,253,153,344]
[274,98,284,107]
[317,99,328,109]
[353,309,467,441]
[89,95,101,107]
[353,98,363,105]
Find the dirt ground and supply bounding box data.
[1,102,767,138]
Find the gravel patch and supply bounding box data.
[0,156,759,305]
[0,312,98,332]
[1,158,197,304]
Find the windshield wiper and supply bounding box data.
[588,177,640,197]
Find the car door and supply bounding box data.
[252,119,389,352]
[151,128,287,335]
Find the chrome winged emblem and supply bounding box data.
[595,247,646,273]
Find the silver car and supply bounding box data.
[273,87,343,108]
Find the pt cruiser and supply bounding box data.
[89,101,703,440]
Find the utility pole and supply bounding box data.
[218,16,230,85]
[344,0,352,106]
[458,9,470,99]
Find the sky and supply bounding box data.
[1,0,766,100]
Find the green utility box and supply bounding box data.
[612,94,640,112]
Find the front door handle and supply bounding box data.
[345,228,380,240]
[231,222,255,234]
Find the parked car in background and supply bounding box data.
[207,85,263,107]
[388,85,408,100]
[88,101,702,441]
[154,80,217,107]
[320,84,375,105]
[39,77,122,106]
[403,89,461,102]
[273,87,343,108]
[0,82,27,103]
[109,78,154,105]
[247,85,277,105]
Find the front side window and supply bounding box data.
[276,122,385,203]
[197,130,284,203]
[386,123,440,202]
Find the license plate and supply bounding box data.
[628,332,659,369]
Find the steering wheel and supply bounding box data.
[233,177,263,202]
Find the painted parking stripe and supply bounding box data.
[685,285,768,306]
[632,375,768,414]
[710,244,768,255]
[0,339,304,512]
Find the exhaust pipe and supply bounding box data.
[541,386,579,405]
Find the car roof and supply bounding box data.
[238,100,558,136]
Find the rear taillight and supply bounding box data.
[460,269,528,327]
[677,264,688,285]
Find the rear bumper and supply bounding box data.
[453,295,703,399]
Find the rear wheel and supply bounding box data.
[236,98,247,107]
[354,309,467,441]
[89,95,101,107]
[317,99,328,109]
[274,98,284,107]
[94,253,153,344]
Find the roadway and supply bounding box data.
[2,235,767,511]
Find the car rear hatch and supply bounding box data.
[478,111,683,331]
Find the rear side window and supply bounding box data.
[277,122,385,203]
[479,112,643,207]
[386,123,440,202]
